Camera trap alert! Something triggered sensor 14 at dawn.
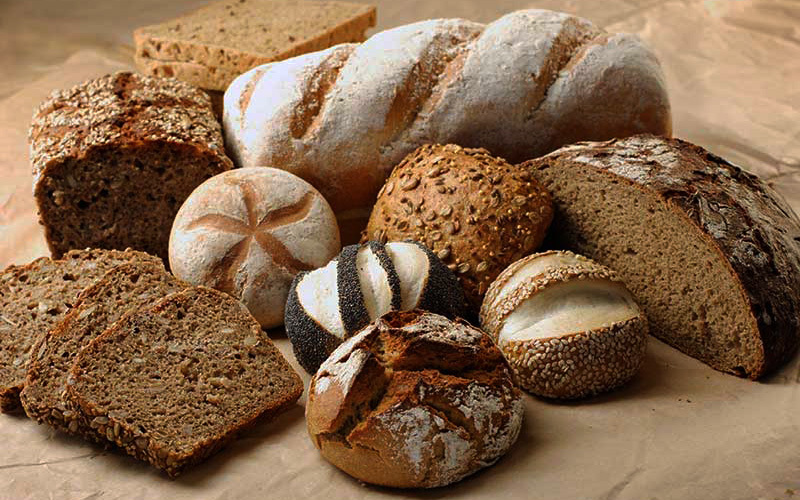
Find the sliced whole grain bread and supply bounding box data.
[133,0,376,91]
[66,286,303,476]
[0,249,159,413]
[21,260,189,439]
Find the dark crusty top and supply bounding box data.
[526,134,800,377]
[29,71,231,190]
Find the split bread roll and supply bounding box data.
[306,310,523,488]
[224,9,672,241]
[524,135,800,379]
[481,251,648,399]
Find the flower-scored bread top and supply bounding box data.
[306,309,524,489]
[223,9,671,241]
[285,240,467,374]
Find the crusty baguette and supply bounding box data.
[224,9,672,242]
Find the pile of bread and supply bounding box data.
[3,0,800,489]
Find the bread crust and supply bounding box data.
[524,135,800,378]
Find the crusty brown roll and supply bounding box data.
[306,310,523,488]
[365,144,553,311]
[223,9,671,242]
[480,250,648,399]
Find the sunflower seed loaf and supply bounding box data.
[66,286,303,477]
[0,249,159,413]
[480,251,648,399]
[30,71,233,262]
[307,309,523,488]
[21,260,189,439]
[285,240,467,373]
[366,144,554,311]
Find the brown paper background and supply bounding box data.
[1,1,799,498]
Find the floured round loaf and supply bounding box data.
[481,251,648,399]
[285,241,466,373]
[523,135,800,379]
[224,9,671,242]
[365,144,553,311]
[169,167,340,328]
[306,310,523,488]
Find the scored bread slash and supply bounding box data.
[0,249,160,413]
[133,0,377,91]
[65,286,303,477]
[480,251,648,399]
[20,260,190,440]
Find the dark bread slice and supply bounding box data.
[133,0,376,91]
[524,135,800,379]
[21,260,189,439]
[66,286,303,476]
[30,71,233,262]
[0,248,159,412]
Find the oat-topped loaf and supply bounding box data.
[134,0,376,91]
[66,286,303,477]
[21,260,189,439]
[0,248,159,413]
[525,135,800,379]
[30,71,232,262]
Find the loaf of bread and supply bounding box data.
[480,251,648,399]
[224,9,671,241]
[30,72,233,262]
[306,310,523,488]
[0,249,159,413]
[66,286,303,476]
[524,135,800,379]
[169,167,340,328]
[285,241,466,373]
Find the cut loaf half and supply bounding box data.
[524,135,800,379]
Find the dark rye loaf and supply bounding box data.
[30,71,233,262]
[0,249,159,412]
[524,135,800,379]
[21,260,189,439]
[66,286,303,477]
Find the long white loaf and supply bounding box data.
[224,9,672,242]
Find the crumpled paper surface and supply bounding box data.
[0,1,798,499]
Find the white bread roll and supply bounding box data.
[224,9,672,242]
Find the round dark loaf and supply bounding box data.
[524,135,800,379]
[306,310,523,488]
[30,71,233,262]
[285,240,466,374]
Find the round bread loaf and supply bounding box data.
[365,144,553,311]
[285,240,466,373]
[480,251,648,399]
[306,309,523,488]
[169,167,340,328]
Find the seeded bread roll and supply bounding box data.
[307,310,523,488]
[30,71,233,262]
[0,248,159,413]
[224,9,671,242]
[169,167,340,328]
[21,260,189,439]
[66,286,303,477]
[285,241,466,373]
[366,144,553,310]
[524,135,800,379]
[481,251,648,399]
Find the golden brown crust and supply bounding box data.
[365,143,553,312]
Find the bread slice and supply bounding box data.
[66,286,303,476]
[0,249,159,412]
[21,260,189,439]
[524,135,800,379]
[134,0,376,91]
